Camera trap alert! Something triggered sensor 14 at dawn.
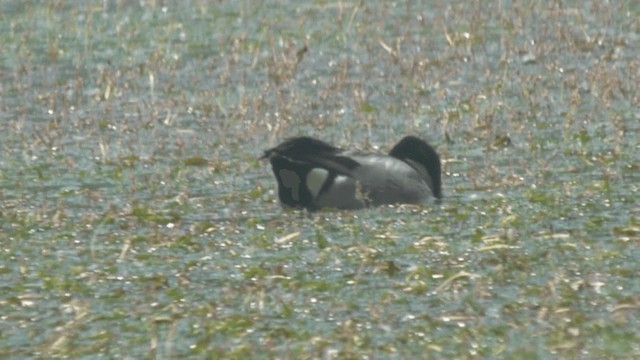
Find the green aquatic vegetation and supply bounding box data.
[1,0,638,358]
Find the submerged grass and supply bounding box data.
[1,0,639,358]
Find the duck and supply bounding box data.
[261,136,442,210]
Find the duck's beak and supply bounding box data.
[259,150,273,160]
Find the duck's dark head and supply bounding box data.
[389,136,442,200]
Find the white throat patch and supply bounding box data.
[306,168,329,199]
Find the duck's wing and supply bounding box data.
[314,154,433,208]
[345,154,433,205]
[304,153,360,175]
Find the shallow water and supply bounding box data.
[1,0,638,358]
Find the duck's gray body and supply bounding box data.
[262,136,442,210]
